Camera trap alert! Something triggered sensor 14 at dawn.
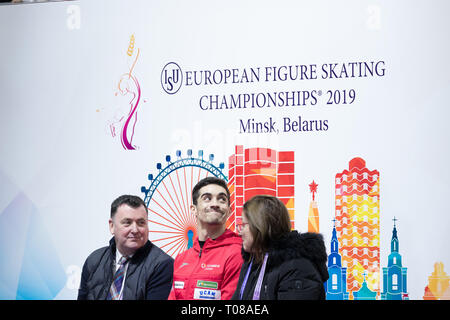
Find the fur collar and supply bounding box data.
[242,231,329,281]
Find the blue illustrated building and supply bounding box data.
[325,220,349,300]
[353,271,378,300]
[381,217,408,300]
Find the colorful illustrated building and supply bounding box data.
[325,220,349,300]
[335,157,380,299]
[307,180,320,233]
[381,218,408,300]
[423,262,450,300]
[227,145,295,230]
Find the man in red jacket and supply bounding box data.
[168,177,243,300]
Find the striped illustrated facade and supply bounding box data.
[227,145,295,231]
[335,157,380,299]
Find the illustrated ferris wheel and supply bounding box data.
[141,149,227,258]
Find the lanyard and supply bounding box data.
[239,253,269,300]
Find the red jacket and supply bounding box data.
[168,229,243,300]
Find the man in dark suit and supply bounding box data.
[78,195,173,300]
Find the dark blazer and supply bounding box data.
[232,231,329,300]
[78,238,173,300]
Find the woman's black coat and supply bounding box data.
[232,231,329,300]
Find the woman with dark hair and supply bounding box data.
[232,195,329,300]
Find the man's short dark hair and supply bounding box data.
[192,177,230,205]
[111,195,148,218]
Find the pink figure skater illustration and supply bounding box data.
[110,46,141,150]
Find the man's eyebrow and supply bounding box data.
[200,192,212,198]
[200,192,228,198]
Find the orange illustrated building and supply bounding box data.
[335,157,380,299]
[308,180,320,233]
[227,145,295,231]
[423,262,450,300]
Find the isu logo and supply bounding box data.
[161,62,182,94]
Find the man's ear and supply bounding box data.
[190,204,197,218]
[109,218,114,235]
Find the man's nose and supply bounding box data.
[210,197,221,207]
[209,202,220,210]
[130,222,138,232]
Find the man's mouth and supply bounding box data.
[207,209,224,215]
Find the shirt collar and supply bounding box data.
[115,249,133,265]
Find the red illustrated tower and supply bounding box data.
[227,145,295,231]
[308,180,320,233]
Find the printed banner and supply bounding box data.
[0,0,449,300]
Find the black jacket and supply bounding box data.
[78,238,174,300]
[232,231,329,300]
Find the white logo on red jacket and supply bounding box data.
[201,263,221,270]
